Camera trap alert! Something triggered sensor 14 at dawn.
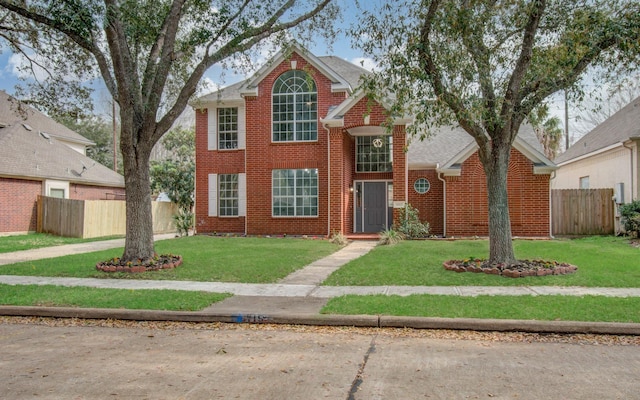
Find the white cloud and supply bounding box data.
[8,52,49,81]
[351,57,377,72]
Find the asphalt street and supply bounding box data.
[1,318,639,400]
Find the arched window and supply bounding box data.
[272,70,317,142]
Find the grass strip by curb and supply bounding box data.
[321,294,640,323]
[0,284,230,311]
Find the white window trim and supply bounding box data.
[207,109,217,151]
[208,174,218,216]
[44,180,69,199]
[208,106,246,151]
[238,173,246,217]
[271,169,319,218]
[208,173,246,217]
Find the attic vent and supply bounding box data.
[22,123,33,131]
[40,131,51,140]
[0,122,6,128]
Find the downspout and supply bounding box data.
[623,141,635,201]
[437,164,447,237]
[548,170,556,239]
[324,123,332,237]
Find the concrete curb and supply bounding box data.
[2,306,638,335]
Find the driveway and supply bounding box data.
[1,318,638,399]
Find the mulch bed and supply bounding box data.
[96,254,183,273]
[443,259,577,278]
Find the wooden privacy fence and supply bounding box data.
[551,189,615,236]
[37,195,178,238]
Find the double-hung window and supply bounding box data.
[218,108,238,149]
[272,169,318,216]
[272,70,317,142]
[219,174,239,216]
[356,136,393,172]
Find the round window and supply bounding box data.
[414,178,431,194]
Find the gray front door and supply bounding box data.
[363,182,387,233]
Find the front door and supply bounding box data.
[355,181,389,233]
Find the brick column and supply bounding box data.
[392,125,407,226]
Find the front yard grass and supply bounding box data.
[322,236,640,288]
[0,233,123,254]
[0,236,340,283]
[0,283,230,311]
[321,294,640,323]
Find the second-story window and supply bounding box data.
[272,70,317,142]
[218,107,238,149]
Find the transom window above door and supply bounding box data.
[356,136,393,172]
[272,70,317,142]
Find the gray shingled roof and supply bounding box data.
[555,96,640,164]
[317,55,371,91]
[0,92,124,187]
[407,124,545,167]
[195,55,370,106]
[0,91,95,146]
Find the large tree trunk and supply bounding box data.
[484,142,516,265]
[120,127,156,262]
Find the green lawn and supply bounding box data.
[0,283,230,311]
[321,294,640,323]
[0,236,340,283]
[322,236,640,287]
[0,233,123,254]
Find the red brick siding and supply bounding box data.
[408,170,445,235]
[0,177,41,232]
[445,149,550,237]
[0,178,125,233]
[69,184,125,200]
[194,108,246,234]
[244,54,334,235]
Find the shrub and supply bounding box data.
[378,229,405,245]
[393,204,430,238]
[330,231,349,246]
[173,210,194,237]
[620,200,640,237]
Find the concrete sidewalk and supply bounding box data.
[1,237,640,335]
[0,233,176,266]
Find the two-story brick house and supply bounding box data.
[194,44,556,238]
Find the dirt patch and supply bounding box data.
[443,259,577,278]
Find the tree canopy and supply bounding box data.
[354,0,640,263]
[0,0,338,262]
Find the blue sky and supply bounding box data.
[0,1,370,102]
[0,1,593,143]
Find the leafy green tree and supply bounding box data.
[527,104,563,160]
[150,127,194,236]
[0,0,338,262]
[56,115,122,171]
[354,0,640,265]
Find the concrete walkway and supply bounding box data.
[1,237,640,334]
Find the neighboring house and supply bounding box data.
[193,44,556,238]
[553,96,640,205]
[0,91,126,234]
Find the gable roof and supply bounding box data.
[407,124,556,175]
[195,44,371,107]
[0,91,95,147]
[0,123,125,187]
[555,96,640,164]
[0,92,124,187]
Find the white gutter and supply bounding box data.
[437,164,447,237]
[548,170,556,238]
[324,123,332,236]
[623,141,635,201]
[556,142,624,166]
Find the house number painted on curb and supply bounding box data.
[233,314,271,323]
